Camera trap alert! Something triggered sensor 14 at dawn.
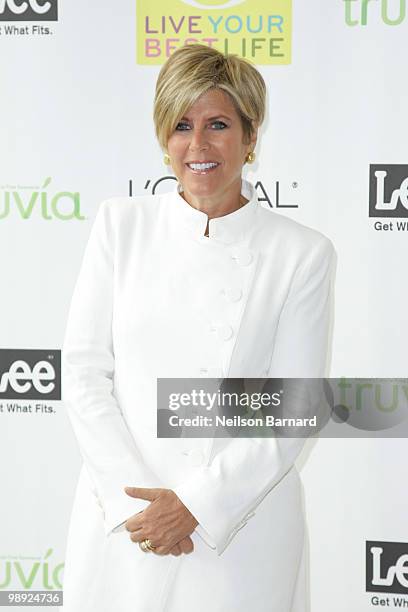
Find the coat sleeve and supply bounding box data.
[172,235,336,555]
[61,199,160,536]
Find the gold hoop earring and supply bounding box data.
[245,151,256,164]
[163,153,171,165]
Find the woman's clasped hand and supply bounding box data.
[124,486,199,556]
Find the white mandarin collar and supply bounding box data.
[169,178,259,245]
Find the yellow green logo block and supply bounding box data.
[136,0,292,65]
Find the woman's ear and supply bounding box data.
[249,122,258,150]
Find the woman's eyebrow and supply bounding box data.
[180,114,232,121]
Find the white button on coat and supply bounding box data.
[217,324,234,341]
[188,449,204,467]
[231,247,253,266]
[200,366,224,378]
[224,287,243,302]
[61,178,336,612]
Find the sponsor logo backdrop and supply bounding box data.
[0,0,407,609]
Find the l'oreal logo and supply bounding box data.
[138,175,300,208]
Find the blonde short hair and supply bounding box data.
[153,44,266,150]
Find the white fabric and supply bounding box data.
[60,178,335,611]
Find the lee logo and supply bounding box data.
[0,0,58,21]
[366,541,408,595]
[0,349,60,399]
[369,164,408,218]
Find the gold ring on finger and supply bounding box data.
[145,538,156,551]
[139,538,156,553]
[139,539,149,552]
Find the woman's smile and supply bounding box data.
[185,161,221,175]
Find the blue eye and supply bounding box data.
[175,122,190,131]
[211,121,227,129]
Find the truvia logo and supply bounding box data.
[0,0,57,21]
[0,349,60,399]
[344,0,406,26]
[369,165,408,218]
[366,541,408,595]
[0,548,63,589]
[0,177,84,220]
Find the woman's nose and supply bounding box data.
[189,129,209,152]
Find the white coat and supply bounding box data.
[60,178,335,612]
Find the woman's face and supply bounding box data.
[166,88,256,203]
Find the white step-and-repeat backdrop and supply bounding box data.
[1,1,407,610]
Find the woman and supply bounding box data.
[61,44,335,611]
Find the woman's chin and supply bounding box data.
[182,179,223,199]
